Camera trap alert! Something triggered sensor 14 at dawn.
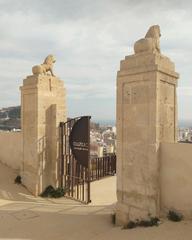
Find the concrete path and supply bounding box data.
[1,163,192,240]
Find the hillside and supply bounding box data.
[0,106,21,130]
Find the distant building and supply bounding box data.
[178,127,192,143]
[90,122,116,158]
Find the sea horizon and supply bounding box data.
[93,119,192,128]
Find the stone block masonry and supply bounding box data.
[116,25,179,225]
[20,74,67,196]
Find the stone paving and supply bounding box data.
[1,163,192,240]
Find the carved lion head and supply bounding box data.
[43,55,56,65]
[145,25,161,39]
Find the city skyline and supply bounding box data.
[1,0,192,121]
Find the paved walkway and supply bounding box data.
[1,163,192,240]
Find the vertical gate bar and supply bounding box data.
[98,158,100,179]
[63,123,65,187]
[80,165,82,201]
[77,164,79,200]
[108,156,109,175]
[101,158,103,178]
[96,158,98,180]
[60,123,64,188]
[82,170,85,202]
[104,157,106,177]
[92,159,94,181]
[87,116,91,203]
[105,156,107,175]
[64,122,67,189]
[99,158,100,179]
[98,158,99,179]
[105,156,107,176]
[97,158,99,180]
[71,120,73,197]
[104,156,105,177]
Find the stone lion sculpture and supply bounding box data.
[32,55,56,76]
[134,25,161,54]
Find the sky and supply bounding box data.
[1,0,192,122]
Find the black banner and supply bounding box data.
[69,116,90,168]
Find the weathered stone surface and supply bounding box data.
[134,25,161,54]
[160,142,192,219]
[116,26,179,225]
[20,74,67,196]
[32,55,56,77]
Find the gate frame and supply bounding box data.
[59,116,91,204]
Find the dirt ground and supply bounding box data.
[0,163,192,240]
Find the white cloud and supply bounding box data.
[177,87,192,96]
[1,0,192,120]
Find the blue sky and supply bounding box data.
[1,0,192,122]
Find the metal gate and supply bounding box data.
[59,116,91,204]
[90,154,116,181]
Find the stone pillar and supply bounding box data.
[116,51,179,224]
[20,75,67,196]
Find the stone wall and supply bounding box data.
[160,142,192,218]
[0,131,22,170]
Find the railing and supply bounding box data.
[90,154,116,181]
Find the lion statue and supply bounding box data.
[32,55,56,76]
[134,25,161,54]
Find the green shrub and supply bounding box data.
[167,210,183,222]
[123,217,160,230]
[14,175,22,184]
[111,213,116,225]
[40,185,66,198]
[126,221,137,229]
[138,217,159,227]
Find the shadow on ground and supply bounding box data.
[1,163,192,240]
[0,163,117,240]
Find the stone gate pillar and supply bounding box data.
[20,55,67,196]
[116,25,179,225]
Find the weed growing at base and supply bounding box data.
[123,217,160,229]
[40,185,66,198]
[14,175,22,184]
[167,210,183,222]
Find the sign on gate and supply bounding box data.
[69,116,91,168]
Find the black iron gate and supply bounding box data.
[59,116,91,204]
[90,154,116,181]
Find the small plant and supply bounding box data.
[40,185,66,198]
[111,213,116,225]
[53,187,66,198]
[14,175,22,184]
[123,217,160,230]
[150,217,160,226]
[126,221,137,229]
[138,217,159,227]
[167,210,183,222]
